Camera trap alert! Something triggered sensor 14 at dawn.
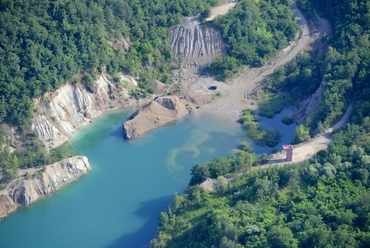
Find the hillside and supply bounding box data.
[150,0,370,246]
[0,0,304,187]
[0,0,220,184]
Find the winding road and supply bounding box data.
[181,0,329,121]
[186,1,344,181]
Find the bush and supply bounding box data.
[81,73,94,87]
[293,125,310,144]
[0,183,6,190]
[33,171,43,180]
[239,141,253,152]
[282,116,294,125]
[259,93,294,118]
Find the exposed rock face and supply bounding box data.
[0,195,17,219]
[292,82,324,124]
[169,16,226,70]
[32,74,137,149]
[123,96,189,139]
[2,156,91,212]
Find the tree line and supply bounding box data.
[204,0,300,80]
[151,110,370,248]
[151,0,370,246]
[0,0,219,183]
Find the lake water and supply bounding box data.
[0,108,295,248]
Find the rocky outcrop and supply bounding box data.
[123,96,189,139]
[0,156,91,219]
[169,16,226,70]
[292,82,324,124]
[0,195,17,219]
[32,74,137,149]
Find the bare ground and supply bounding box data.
[260,103,353,169]
[206,1,237,21]
[178,0,324,121]
[177,1,339,177]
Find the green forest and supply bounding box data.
[204,0,300,80]
[151,123,370,247]
[151,0,370,247]
[0,0,219,182]
[0,0,302,183]
[2,0,370,245]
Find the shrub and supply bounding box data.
[293,125,310,144]
[282,116,294,125]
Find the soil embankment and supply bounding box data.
[123,96,189,139]
[32,74,142,149]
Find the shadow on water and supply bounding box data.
[106,195,174,248]
[108,127,126,140]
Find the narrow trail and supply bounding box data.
[260,103,353,169]
[193,0,313,119]
[179,0,330,121]
[193,2,342,188]
[200,104,353,191]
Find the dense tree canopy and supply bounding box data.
[0,0,220,180]
[205,0,300,80]
[0,0,219,126]
[151,0,370,246]
[151,117,370,248]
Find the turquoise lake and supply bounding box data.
[0,108,295,248]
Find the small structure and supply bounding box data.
[283,145,294,162]
[208,85,217,90]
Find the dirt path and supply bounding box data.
[200,103,352,190]
[181,1,338,177]
[206,1,237,21]
[180,1,329,121]
[199,0,310,119]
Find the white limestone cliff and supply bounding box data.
[0,156,91,218]
[32,74,137,149]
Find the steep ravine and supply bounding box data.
[0,156,91,219]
